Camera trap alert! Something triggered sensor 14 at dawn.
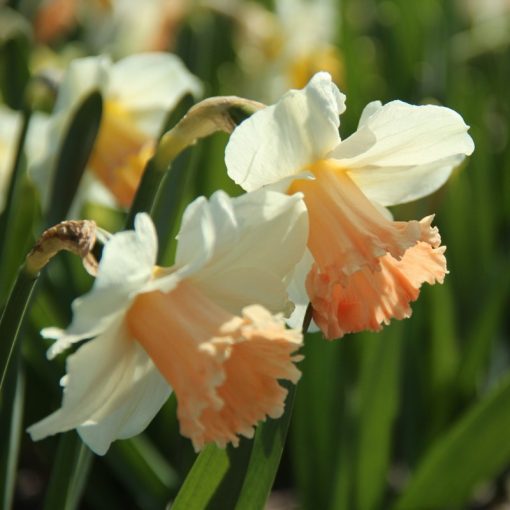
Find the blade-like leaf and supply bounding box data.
[233,385,296,510]
[43,431,93,510]
[0,268,38,393]
[45,91,102,227]
[171,441,253,510]
[0,7,31,110]
[394,371,510,509]
[0,352,25,510]
[355,324,403,510]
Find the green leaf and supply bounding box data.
[0,177,39,305]
[292,334,351,510]
[171,385,297,510]
[171,441,253,510]
[234,385,297,510]
[0,109,39,304]
[105,436,179,508]
[394,372,510,510]
[125,94,195,230]
[0,267,38,393]
[0,7,31,110]
[43,431,93,510]
[0,352,25,510]
[355,325,403,510]
[45,91,103,227]
[457,264,510,401]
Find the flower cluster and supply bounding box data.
[14,53,472,453]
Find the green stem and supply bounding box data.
[124,158,166,229]
[0,109,31,281]
[0,267,38,393]
[0,351,25,510]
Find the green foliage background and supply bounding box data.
[1,0,509,509]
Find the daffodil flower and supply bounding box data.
[32,52,201,209]
[28,189,308,454]
[225,72,474,339]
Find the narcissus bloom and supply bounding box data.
[33,52,201,208]
[226,72,474,339]
[28,189,308,454]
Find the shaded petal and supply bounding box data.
[307,240,447,339]
[174,193,233,278]
[28,318,170,455]
[331,100,474,205]
[226,72,345,191]
[347,155,466,206]
[187,190,309,314]
[108,52,202,135]
[191,266,291,318]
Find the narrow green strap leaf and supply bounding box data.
[355,326,403,510]
[0,110,30,255]
[0,352,25,510]
[0,7,31,110]
[106,436,179,508]
[234,385,296,510]
[394,371,510,509]
[171,441,253,510]
[124,157,167,229]
[43,431,93,510]
[45,91,103,227]
[457,265,510,400]
[0,267,38,393]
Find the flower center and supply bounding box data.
[89,100,155,207]
[288,160,423,282]
[125,281,302,450]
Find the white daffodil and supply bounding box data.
[32,52,201,209]
[225,72,475,339]
[28,189,308,454]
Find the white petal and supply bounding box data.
[191,266,291,316]
[108,52,202,135]
[28,318,170,455]
[174,195,219,275]
[331,100,474,205]
[191,189,309,314]
[332,99,474,165]
[46,213,158,358]
[347,155,466,206]
[225,72,345,191]
[357,100,383,128]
